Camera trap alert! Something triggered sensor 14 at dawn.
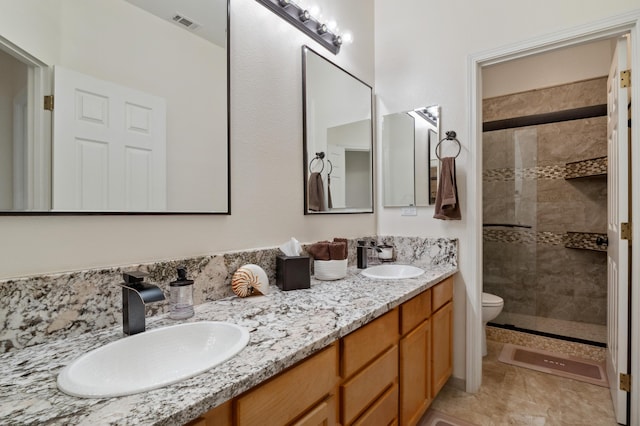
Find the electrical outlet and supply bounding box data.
[401,207,417,216]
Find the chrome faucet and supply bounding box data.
[120,271,165,335]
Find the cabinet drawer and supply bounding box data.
[292,394,338,426]
[432,277,453,312]
[401,290,431,335]
[341,345,398,425]
[352,383,398,426]
[236,344,338,426]
[342,309,399,378]
[185,400,232,426]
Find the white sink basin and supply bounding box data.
[57,321,249,398]
[361,264,425,280]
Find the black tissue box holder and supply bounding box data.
[276,255,310,291]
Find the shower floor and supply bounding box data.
[492,312,607,345]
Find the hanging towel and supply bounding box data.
[308,172,326,211]
[433,157,461,220]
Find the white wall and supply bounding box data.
[375,0,639,381]
[483,39,614,98]
[0,0,375,279]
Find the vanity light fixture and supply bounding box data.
[299,9,311,22]
[255,0,342,54]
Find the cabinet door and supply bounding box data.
[236,344,338,426]
[431,302,453,396]
[399,320,431,426]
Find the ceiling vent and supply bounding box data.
[170,13,201,31]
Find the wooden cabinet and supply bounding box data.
[341,309,399,425]
[431,301,453,396]
[399,319,431,426]
[236,343,338,426]
[186,277,454,426]
[399,276,454,426]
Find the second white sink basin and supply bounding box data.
[361,264,425,280]
[57,321,249,398]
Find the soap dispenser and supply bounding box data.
[169,267,194,319]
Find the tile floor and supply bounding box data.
[427,340,618,425]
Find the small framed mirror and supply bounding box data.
[302,46,374,214]
[381,105,440,207]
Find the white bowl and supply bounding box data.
[57,321,249,398]
[361,264,425,280]
[314,259,347,280]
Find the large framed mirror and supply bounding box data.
[381,105,440,207]
[0,0,229,214]
[302,46,374,214]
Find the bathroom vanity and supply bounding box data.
[191,276,453,426]
[0,265,456,425]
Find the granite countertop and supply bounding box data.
[0,265,457,426]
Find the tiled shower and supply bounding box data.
[482,77,608,344]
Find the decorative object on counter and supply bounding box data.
[169,267,195,320]
[119,271,165,335]
[276,237,311,291]
[433,131,462,220]
[232,264,270,298]
[309,238,348,280]
[314,259,348,281]
[276,255,310,290]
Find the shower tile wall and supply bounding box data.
[483,77,608,331]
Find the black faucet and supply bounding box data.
[120,271,165,335]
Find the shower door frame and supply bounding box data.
[468,9,640,425]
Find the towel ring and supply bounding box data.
[327,159,333,176]
[309,152,325,173]
[435,130,461,160]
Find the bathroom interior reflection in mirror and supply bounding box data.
[302,46,374,214]
[0,0,229,214]
[381,105,440,207]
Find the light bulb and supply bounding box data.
[299,9,311,22]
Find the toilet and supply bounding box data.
[481,292,504,356]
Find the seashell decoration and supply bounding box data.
[232,264,269,298]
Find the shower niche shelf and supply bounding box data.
[564,156,607,180]
[564,231,608,252]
